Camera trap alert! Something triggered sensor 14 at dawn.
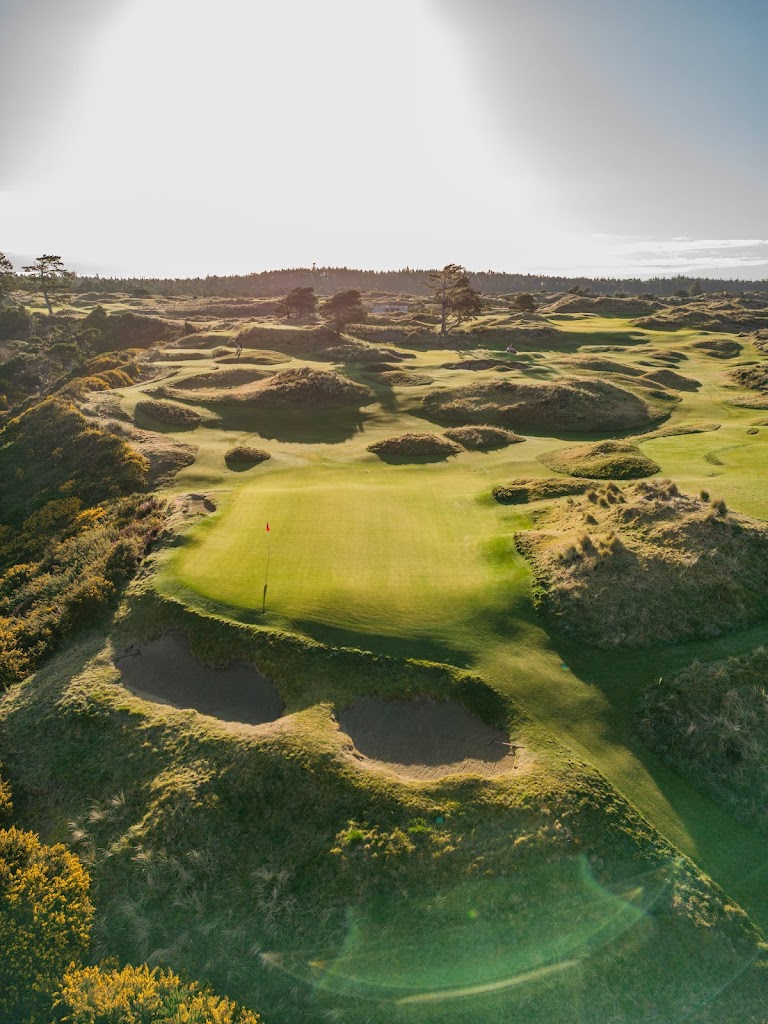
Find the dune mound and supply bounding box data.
[224,445,270,465]
[161,367,275,403]
[369,370,435,386]
[543,295,660,316]
[540,440,660,480]
[216,352,286,365]
[730,364,768,392]
[367,432,461,459]
[444,425,525,449]
[339,698,526,780]
[517,480,768,647]
[116,632,283,725]
[442,358,514,372]
[422,376,665,432]
[691,338,743,358]
[245,367,375,408]
[560,356,645,377]
[492,477,590,504]
[639,421,720,440]
[134,398,202,429]
[125,429,198,483]
[726,395,768,410]
[641,368,701,391]
[638,648,768,833]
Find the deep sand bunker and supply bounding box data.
[116,631,283,726]
[339,698,527,780]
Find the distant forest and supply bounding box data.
[71,267,768,299]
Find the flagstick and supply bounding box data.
[262,523,271,614]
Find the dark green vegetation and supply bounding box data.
[638,649,768,834]
[540,440,660,479]
[519,480,768,648]
[1,279,768,1023]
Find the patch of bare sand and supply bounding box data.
[338,697,530,781]
[116,631,283,726]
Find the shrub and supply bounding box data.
[0,827,93,1021]
[52,963,261,1024]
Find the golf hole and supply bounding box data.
[338,697,528,780]
[116,631,283,726]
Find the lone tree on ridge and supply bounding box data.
[22,255,73,315]
[425,264,483,335]
[322,290,368,335]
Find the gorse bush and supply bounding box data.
[0,496,164,687]
[52,963,261,1024]
[0,826,94,1022]
[0,398,148,527]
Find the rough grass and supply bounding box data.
[518,480,768,647]
[540,440,660,480]
[134,399,202,429]
[1,595,767,1024]
[159,367,274,403]
[730,363,768,392]
[422,377,667,432]
[443,425,525,449]
[492,478,591,504]
[368,369,434,386]
[367,433,461,458]
[725,394,768,410]
[640,367,701,391]
[224,445,271,465]
[638,648,768,833]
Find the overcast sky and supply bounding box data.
[1,0,766,278]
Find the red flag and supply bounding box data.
[266,522,270,532]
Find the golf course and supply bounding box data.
[2,290,768,1022]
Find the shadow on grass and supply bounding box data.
[545,623,768,930]
[201,403,373,444]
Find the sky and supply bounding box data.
[1,0,766,279]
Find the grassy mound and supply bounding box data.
[369,369,434,386]
[559,356,645,377]
[125,428,198,484]
[691,338,743,358]
[492,477,590,504]
[444,425,525,449]
[730,363,768,392]
[423,377,666,432]
[725,395,768,410]
[245,367,375,408]
[638,649,768,832]
[540,440,660,480]
[161,367,274,403]
[518,480,768,647]
[544,295,660,316]
[638,421,721,441]
[134,398,202,429]
[367,432,461,459]
[215,353,286,365]
[442,358,514,372]
[224,445,271,465]
[641,368,701,391]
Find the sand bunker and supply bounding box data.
[116,631,283,726]
[338,698,527,780]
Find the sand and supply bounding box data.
[116,631,283,726]
[338,697,528,781]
